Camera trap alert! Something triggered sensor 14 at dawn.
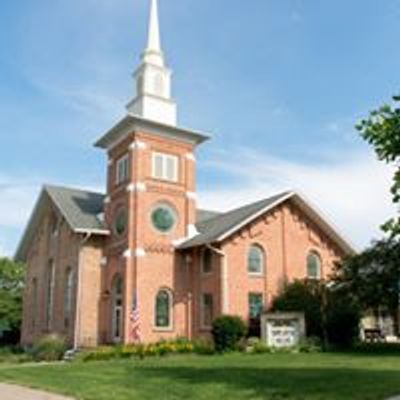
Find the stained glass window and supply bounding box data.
[249,293,263,319]
[307,252,322,279]
[151,204,176,233]
[155,290,171,328]
[248,245,264,275]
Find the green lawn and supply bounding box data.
[0,353,399,400]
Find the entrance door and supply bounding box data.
[111,276,123,343]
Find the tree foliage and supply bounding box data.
[333,238,400,333]
[272,279,361,347]
[357,96,400,236]
[0,258,25,344]
[272,280,323,338]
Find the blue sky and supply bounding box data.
[0,0,399,256]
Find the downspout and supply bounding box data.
[206,245,229,315]
[73,232,92,351]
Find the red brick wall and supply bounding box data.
[21,195,104,347]
[101,129,197,344]
[215,202,342,327]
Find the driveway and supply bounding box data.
[0,383,74,400]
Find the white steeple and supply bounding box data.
[146,0,161,55]
[127,0,177,126]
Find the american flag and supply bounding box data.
[129,291,141,343]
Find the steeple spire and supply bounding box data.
[126,0,177,126]
[147,0,161,53]
[142,0,164,67]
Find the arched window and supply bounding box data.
[155,289,172,329]
[45,260,55,330]
[64,267,74,329]
[247,245,264,275]
[307,251,322,280]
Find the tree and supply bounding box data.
[271,280,323,338]
[357,96,400,237]
[0,258,25,344]
[333,238,400,335]
[271,279,360,347]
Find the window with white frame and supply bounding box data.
[152,152,179,182]
[247,245,265,275]
[307,251,322,280]
[116,154,129,185]
[155,289,173,329]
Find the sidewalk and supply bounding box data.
[0,383,74,400]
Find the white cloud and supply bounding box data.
[0,177,103,228]
[198,147,396,250]
[0,183,40,229]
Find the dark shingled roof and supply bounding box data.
[179,192,292,249]
[16,185,356,261]
[15,185,108,262]
[196,209,222,223]
[45,185,107,232]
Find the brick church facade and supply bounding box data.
[16,0,355,348]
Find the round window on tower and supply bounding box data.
[113,208,128,236]
[150,203,177,234]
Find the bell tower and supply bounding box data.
[96,0,209,345]
[126,0,177,126]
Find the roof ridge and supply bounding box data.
[44,183,104,197]
[223,191,293,215]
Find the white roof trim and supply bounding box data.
[289,191,357,255]
[74,228,110,236]
[216,192,295,243]
[216,191,356,255]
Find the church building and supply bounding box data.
[16,0,355,348]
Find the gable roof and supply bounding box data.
[45,185,107,234]
[15,185,356,262]
[179,192,292,249]
[179,191,356,255]
[196,209,222,223]
[15,185,109,262]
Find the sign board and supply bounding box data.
[261,312,306,348]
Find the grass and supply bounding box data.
[0,352,399,400]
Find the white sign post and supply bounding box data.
[261,312,306,348]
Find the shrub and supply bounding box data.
[248,339,272,354]
[353,342,400,354]
[0,346,32,363]
[192,338,215,355]
[297,337,322,353]
[211,315,247,353]
[81,346,121,362]
[174,337,194,354]
[31,334,67,362]
[81,339,198,362]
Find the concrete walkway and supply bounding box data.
[0,383,74,400]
